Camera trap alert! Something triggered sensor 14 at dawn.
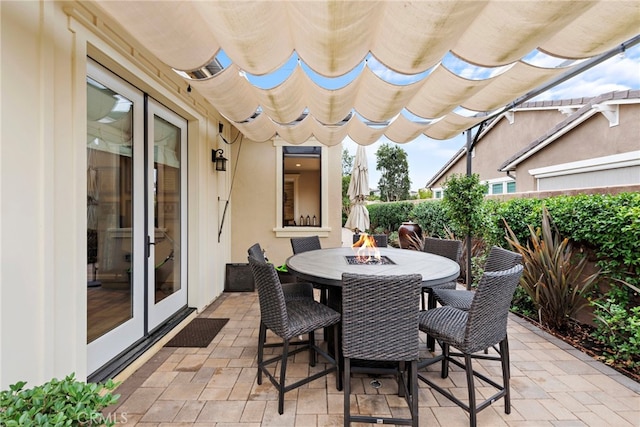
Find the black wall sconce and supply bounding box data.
[212,149,228,171]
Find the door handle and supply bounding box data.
[146,235,155,258]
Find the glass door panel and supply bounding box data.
[153,117,182,303]
[86,61,145,374]
[147,99,187,331]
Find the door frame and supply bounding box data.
[86,61,189,375]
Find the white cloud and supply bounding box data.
[533,44,640,101]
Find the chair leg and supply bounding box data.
[441,343,450,378]
[465,354,477,427]
[257,322,266,385]
[410,360,419,427]
[500,338,511,414]
[343,357,351,427]
[278,340,290,415]
[426,288,437,351]
[309,331,316,367]
[397,361,406,397]
[334,324,342,391]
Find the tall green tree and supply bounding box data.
[342,148,354,224]
[441,173,487,289]
[375,143,411,201]
[441,173,486,238]
[342,148,354,176]
[342,175,351,224]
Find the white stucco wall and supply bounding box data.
[230,139,343,267]
[0,1,229,388]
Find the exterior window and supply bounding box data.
[507,181,516,193]
[492,183,503,194]
[434,190,442,199]
[274,140,329,237]
[282,146,321,227]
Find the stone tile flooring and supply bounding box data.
[107,291,640,426]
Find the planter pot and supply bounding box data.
[398,222,422,249]
[224,263,255,292]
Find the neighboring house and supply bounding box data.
[427,90,640,197]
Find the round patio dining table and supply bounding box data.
[286,246,461,359]
[286,246,460,289]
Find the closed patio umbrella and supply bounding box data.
[344,145,370,233]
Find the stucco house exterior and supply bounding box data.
[427,90,640,197]
[0,2,343,387]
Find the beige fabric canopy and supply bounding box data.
[95,1,640,145]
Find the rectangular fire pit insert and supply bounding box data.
[345,255,396,265]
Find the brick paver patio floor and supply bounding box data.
[107,290,640,426]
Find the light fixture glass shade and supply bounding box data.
[212,149,227,171]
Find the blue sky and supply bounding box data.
[344,44,640,191]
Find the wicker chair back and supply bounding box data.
[422,237,462,262]
[484,246,523,272]
[248,256,291,338]
[247,243,265,262]
[464,264,524,353]
[342,273,421,361]
[290,235,321,254]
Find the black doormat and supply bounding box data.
[165,318,229,347]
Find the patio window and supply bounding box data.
[274,140,329,237]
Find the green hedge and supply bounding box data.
[366,192,639,285]
[487,193,640,286]
[409,200,450,238]
[366,201,414,233]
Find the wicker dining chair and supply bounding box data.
[248,243,314,301]
[248,255,341,415]
[342,273,421,427]
[421,237,463,350]
[290,235,329,305]
[421,237,463,307]
[417,264,524,427]
[432,246,523,311]
[290,235,322,254]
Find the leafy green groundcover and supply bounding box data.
[0,373,120,426]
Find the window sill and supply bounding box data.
[273,227,331,238]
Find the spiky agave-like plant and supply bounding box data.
[504,207,600,332]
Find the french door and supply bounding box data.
[86,60,187,374]
[146,99,188,330]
